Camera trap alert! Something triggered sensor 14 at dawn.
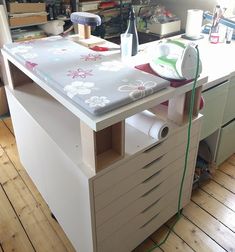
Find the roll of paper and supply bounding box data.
[185,9,203,38]
[126,110,169,140]
[0,5,12,48]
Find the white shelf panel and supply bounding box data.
[5,83,88,169]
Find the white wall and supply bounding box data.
[157,0,235,29]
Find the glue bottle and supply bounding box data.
[125,6,139,56]
[226,27,233,44]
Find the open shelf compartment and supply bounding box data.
[80,120,125,173]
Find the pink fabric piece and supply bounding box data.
[135,63,204,110]
[135,63,192,88]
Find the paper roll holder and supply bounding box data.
[181,9,204,41]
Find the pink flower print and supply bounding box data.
[18,40,36,45]
[118,80,157,100]
[67,68,93,79]
[25,61,38,70]
[80,53,102,61]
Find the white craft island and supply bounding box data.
[2,36,208,252]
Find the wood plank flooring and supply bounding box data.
[1,117,235,252]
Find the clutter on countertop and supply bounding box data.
[133,4,181,36]
[202,7,235,44]
[209,5,227,44]
[39,20,65,35]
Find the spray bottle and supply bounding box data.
[125,6,139,56]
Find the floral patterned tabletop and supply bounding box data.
[4,36,170,115]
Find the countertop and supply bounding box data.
[105,32,235,92]
[192,35,235,91]
[135,33,235,91]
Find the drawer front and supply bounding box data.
[216,120,235,165]
[93,119,200,197]
[95,149,196,230]
[94,136,198,214]
[97,186,190,252]
[124,191,189,252]
[223,77,235,124]
[95,139,196,214]
[200,81,229,140]
[96,166,193,243]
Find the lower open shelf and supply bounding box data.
[5,82,163,176]
[6,81,201,176]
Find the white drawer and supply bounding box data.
[93,119,200,197]
[124,191,189,252]
[95,149,196,230]
[223,77,235,124]
[94,136,198,214]
[96,164,193,243]
[200,81,229,139]
[97,186,190,252]
[216,120,235,165]
[95,135,198,212]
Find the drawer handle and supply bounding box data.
[141,196,162,214]
[143,141,164,153]
[142,155,165,170]
[140,212,160,229]
[141,181,163,197]
[142,168,163,183]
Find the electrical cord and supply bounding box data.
[147,44,200,252]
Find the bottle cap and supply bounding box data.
[129,6,135,20]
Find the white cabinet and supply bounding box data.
[3,42,205,252]
[216,120,235,165]
[223,76,235,125]
[200,81,229,140]
[6,82,202,251]
[200,75,235,166]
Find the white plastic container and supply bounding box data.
[147,20,181,36]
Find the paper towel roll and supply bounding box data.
[126,110,169,140]
[0,5,12,48]
[185,9,203,38]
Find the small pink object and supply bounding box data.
[209,33,220,44]
[25,61,38,70]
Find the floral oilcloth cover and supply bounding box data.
[4,36,170,116]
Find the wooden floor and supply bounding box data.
[1,117,235,252]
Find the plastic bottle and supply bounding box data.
[125,6,139,56]
[47,4,55,20]
[226,27,233,44]
[209,5,221,43]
